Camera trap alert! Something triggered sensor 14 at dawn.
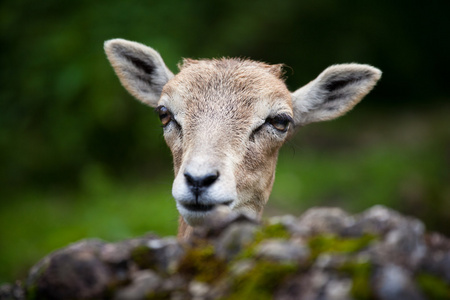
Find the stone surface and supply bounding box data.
[113,270,162,300]
[1,205,450,300]
[255,239,309,263]
[374,265,426,300]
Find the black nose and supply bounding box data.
[184,171,219,196]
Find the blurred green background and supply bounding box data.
[1,0,449,283]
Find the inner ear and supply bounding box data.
[123,51,156,76]
[113,44,159,90]
[321,70,376,103]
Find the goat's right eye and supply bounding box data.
[266,114,293,133]
[156,106,172,127]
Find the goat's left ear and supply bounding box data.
[291,64,381,126]
[104,39,174,107]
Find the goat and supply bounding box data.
[104,39,381,239]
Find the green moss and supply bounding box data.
[416,273,450,300]
[308,234,376,259]
[256,223,291,241]
[227,261,296,300]
[145,290,172,300]
[307,234,377,299]
[339,261,373,300]
[177,244,227,283]
[26,284,37,300]
[25,259,51,300]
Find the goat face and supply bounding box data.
[104,39,381,228]
[159,59,292,225]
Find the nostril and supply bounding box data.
[184,172,196,187]
[184,171,219,188]
[201,172,219,187]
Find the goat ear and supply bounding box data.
[291,64,381,126]
[104,39,174,107]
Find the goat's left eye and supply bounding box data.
[267,114,292,133]
[156,106,172,127]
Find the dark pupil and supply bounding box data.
[270,116,290,131]
[158,107,171,125]
[159,111,168,120]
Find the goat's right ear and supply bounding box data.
[104,39,174,107]
[291,64,381,126]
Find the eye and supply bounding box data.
[266,114,293,133]
[156,106,172,127]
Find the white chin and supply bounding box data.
[181,211,210,227]
[176,204,210,226]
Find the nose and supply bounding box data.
[184,171,219,196]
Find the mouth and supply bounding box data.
[181,201,233,213]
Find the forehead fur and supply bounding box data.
[164,58,290,109]
[179,58,285,79]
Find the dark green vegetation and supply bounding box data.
[339,261,372,300]
[308,234,376,259]
[228,261,297,300]
[416,273,450,300]
[224,224,297,299]
[178,244,228,283]
[1,0,449,283]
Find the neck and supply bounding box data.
[177,215,194,240]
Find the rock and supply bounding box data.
[132,237,184,274]
[26,239,112,300]
[2,205,450,300]
[192,207,258,239]
[351,205,425,236]
[421,232,450,283]
[296,207,353,236]
[114,270,162,300]
[215,222,258,261]
[323,277,353,300]
[0,282,25,300]
[255,239,309,263]
[374,265,426,300]
[188,281,210,299]
[267,215,301,234]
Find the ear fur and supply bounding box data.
[104,39,174,107]
[292,64,381,126]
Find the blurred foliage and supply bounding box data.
[0,0,449,283]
